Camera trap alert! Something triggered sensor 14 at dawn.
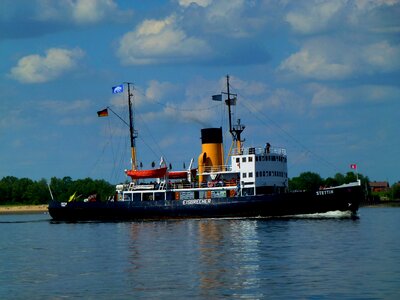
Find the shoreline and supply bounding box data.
[0,204,48,214]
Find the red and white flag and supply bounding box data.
[350,164,357,170]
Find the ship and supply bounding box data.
[48,76,363,221]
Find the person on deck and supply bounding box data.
[265,142,271,154]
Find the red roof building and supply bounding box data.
[369,181,389,193]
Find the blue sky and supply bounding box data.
[1,0,399,185]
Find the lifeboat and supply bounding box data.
[125,167,167,179]
[167,171,187,179]
[167,169,197,180]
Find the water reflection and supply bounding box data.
[2,209,398,299]
[197,220,262,298]
[126,219,290,298]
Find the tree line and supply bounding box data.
[288,171,367,192]
[289,171,400,201]
[0,176,114,205]
[1,172,398,205]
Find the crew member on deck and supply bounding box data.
[265,142,271,154]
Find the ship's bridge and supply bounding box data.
[231,145,288,195]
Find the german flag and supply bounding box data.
[97,108,108,117]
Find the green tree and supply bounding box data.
[289,171,369,195]
[12,178,34,203]
[48,176,114,202]
[289,172,324,192]
[391,183,400,200]
[0,176,18,204]
[334,173,346,185]
[1,176,115,205]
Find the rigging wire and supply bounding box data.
[88,117,121,182]
[129,88,223,166]
[135,88,221,112]
[90,86,223,182]
[136,113,167,165]
[229,84,340,173]
[102,103,165,170]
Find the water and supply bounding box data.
[1,207,399,299]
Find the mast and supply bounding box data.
[224,75,245,154]
[226,75,233,134]
[125,82,137,171]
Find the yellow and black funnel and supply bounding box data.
[198,128,224,183]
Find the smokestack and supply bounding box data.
[198,128,224,184]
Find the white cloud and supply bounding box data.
[285,1,344,34]
[9,47,84,83]
[354,0,399,11]
[109,91,148,109]
[182,0,264,38]
[285,0,400,35]
[37,0,130,24]
[0,0,132,39]
[117,15,211,65]
[0,108,25,130]
[309,84,345,107]
[38,99,92,114]
[279,45,353,80]
[162,97,217,127]
[132,77,221,127]
[362,41,400,72]
[227,76,267,96]
[36,99,94,126]
[279,38,400,80]
[265,88,307,115]
[73,0,115,23]
[145,80,178,101]
[108,81,179,109]
[308,83,400,108]
[355,85,400,103]
[178,0,212,8]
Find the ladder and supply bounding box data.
[128,182,135,191]
[158,181,165,190]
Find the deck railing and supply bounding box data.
[201,165,232,173]
[232,146,286,156]
[168,180,238,190]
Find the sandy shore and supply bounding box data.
[0,204,48,214]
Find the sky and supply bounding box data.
[1,0,399,185]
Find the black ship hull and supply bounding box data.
[48,184,362,221]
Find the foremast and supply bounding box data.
[125,82,137,171]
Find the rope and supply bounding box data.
[229,84,340,173]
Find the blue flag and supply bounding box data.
[112,84,124,94]
[212,94,222,101]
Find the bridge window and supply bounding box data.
[249,172,253,178]
[242,157,247,163]
[154,192,164,200]
[249,157,253,162]
[123,194,132,201]
[243,173,247,178]
[143,193,153,201]
[242,188,254,196]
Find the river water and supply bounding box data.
[0,206,399,299]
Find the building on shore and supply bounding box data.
[369,181,390,193]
